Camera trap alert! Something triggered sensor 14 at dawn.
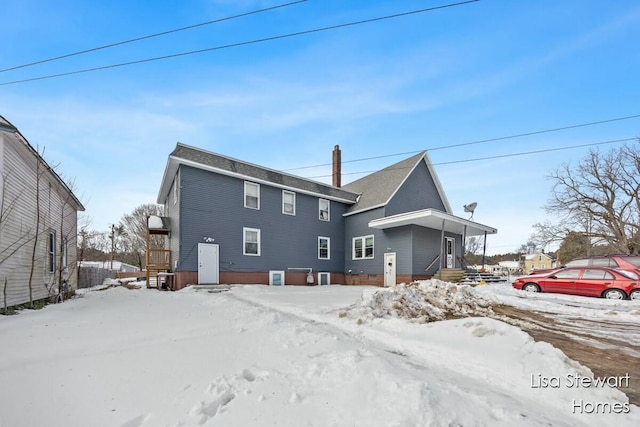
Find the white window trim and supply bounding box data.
[318,236,330,260]
[318,272,331,286]
[352,235,375,260]
[244,182,260,210]
[48,230,56,273]
[243,227,261,256]
[319,198,330,221]
[269,270,285,286]
[282,190,296,216]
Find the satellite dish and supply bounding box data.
[464,202,477,219]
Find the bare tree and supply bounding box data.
[119,203,164,268]
[465,235,485,256]
[546,142,640,254]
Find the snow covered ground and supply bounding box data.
[0,280,638,427]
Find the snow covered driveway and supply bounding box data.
[0,283,638,427]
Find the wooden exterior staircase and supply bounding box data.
[146,216,172,289]
[433,268,466,283]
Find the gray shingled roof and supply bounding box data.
[168,143,359,203]
[342,152,426,214]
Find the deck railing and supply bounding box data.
[147,249,171,270]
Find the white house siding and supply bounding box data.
[0,132,80,307]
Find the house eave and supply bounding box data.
[368,208,497,236]
[158,155,359,205]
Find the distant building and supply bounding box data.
[523,253,556,274]
[498,260,521,274]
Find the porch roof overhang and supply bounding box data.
[368,208,497,236]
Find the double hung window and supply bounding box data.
[243,227,261,256]
[244,182,260,209]
[353,235,374,260]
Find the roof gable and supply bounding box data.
[342,151,452,215]
[157,143,359,204]
[0,115,85,212]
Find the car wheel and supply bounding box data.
[603,289,626,300]
[630,290,640,300]
[522,283,540,293]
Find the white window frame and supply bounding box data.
[244,182,260,210]
[352,235,374,260]
[319,198,330,221]
[48,230,56,273]
[318,236,330,260]
[318,272,331,286]
[269,270,285,286]
[282,190,296,216]
[243,227,261,256]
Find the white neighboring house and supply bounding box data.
[498,260,521,274]
[78,261,141,273]
[0,115,85,307]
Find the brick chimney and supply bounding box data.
[332,145,341,187]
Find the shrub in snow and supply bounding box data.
[351,280,493,323]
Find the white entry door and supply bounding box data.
[445,238,455,269]
[384,252,397,287]
[198,243,219,284]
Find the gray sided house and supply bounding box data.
[157,143,497,289]
[0,115,85,307]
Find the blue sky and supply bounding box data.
[2,0,639,255]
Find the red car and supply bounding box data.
[513,267,640,300]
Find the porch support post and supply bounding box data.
[481,230,487,269]
[462,225,467,269]
[438,219,445,280]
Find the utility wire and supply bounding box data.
[0,0,309,74]
[284,113,640,171]
[0,0,479,86]
[303,137,637,180]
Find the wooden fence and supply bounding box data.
[78,267,116,289]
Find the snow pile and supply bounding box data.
[349,279,493,323]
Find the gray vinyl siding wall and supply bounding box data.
[384,226,414,275]
[0,135,80,307]
[177,165,347,273]
[385,160,446,216]
[164,171,180,271]
[344,207,386,275]
[412,227,461,275]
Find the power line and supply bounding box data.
[0,0,480,86]
[303,137,637,179]
[283,113,640,171]
[0,0,309,74]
